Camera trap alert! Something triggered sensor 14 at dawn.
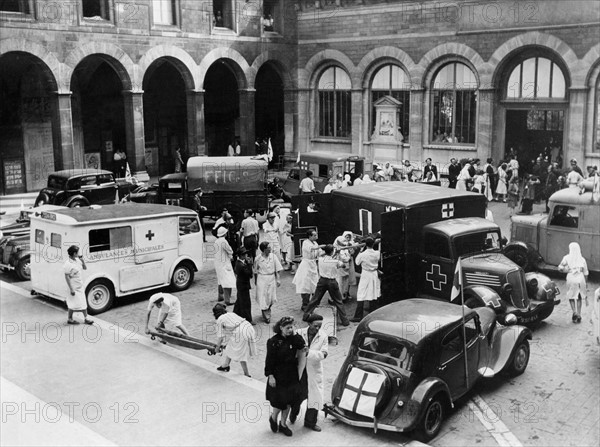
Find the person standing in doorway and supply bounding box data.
[63,245,94,325]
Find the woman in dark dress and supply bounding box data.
[233,248,254,323]
[265,316,307,437]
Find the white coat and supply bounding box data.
[214,237,236,288]
[297,327,329,410]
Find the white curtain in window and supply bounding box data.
[153,0,174,25]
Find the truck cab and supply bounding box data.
[507,180,600,272]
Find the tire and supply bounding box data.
[464,297,484,309]
[16,255,31,281]
[85,279,115,315]
[35,193,50,207]
[171,262,194,291]
[69,200,86,208]
[504,245,532,271]
[414,395,445,442]
[505,339,530,377]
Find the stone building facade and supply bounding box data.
[1,0,599,194]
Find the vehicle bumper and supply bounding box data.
[323,404,406,433]
[508,299,557,325]
[0,262,15,271]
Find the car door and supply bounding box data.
[436,318,481,400]
[178,216,203,262]
[545,204,580,265]
[419,231,453,299]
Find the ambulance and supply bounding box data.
[30,203,203,314]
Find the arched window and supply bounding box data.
[371,64,411,142]
[431,62,477,145]
[318,67,351,138]
[506,57,566,99]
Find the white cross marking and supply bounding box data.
[442,202,454,219]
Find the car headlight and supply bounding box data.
[504,314,517,325]
[397,400,405,407]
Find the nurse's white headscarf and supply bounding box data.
[565,242,586,269]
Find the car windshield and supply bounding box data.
[47,175,67,189]
[358,336,413,371]
[454,230,501,257]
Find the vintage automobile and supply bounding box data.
[324,298,532,442]
[282,152,371,196]
[0,205,67,280]
[505,180,599,272]
[34,169,137,208]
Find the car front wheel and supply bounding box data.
[415,395,445,442]
[86,279,115,315]
[171,262,194,291]
[506,339,530,377]
[16,255,31,281]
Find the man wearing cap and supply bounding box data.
[233,247,254,323]
[214,226,236,305]
[213,208,234,238]
[239,209,259,258]
[302,244,350,326]
[291,314,329,432]
[570,158,584,177]
[262,212,282,262]
[145,292,189,335]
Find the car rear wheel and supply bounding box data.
[415,395,445,442]
[69,200,86,208]
[505,339,530,377]
[171,262,194,291]
[86,279,115,315]
[16,255,31,281]
[504,245,533,272]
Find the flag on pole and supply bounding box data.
[125,162,132,182]
[450,260,462,302]
[296,152,301,164]
[267,138,273,162]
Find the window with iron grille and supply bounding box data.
[506,57,566,100]
[318,67,351,138]
[370,64,411,142]
[431,62,477,145]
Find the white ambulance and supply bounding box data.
[30,203,203,314]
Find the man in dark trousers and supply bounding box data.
[233,248,254,324]
[448,158,461,189]
[302,245,350,326]
[423,158,438,182]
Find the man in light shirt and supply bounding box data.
[239,209,259,258]
[299,170,316,194]
[145,292,189,335]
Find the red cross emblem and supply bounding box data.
[426,264,447,291]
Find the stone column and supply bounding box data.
[283,89,296,156]
[409,88,425,162]
[238,88,256,156]
[477,88,495,161]
[122,90,148,181]
[296,88,311,155]
[566,87,588,163]
[351,88,363,155]
[186,89,205,156]
[52,91,75,170]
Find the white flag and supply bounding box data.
[267,138,273,162]
[450,260,462,302]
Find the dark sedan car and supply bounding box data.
[34,170,136,208]
[325,299,532,442]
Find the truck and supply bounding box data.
[30,203,204,314]
[293,182,560,327]
[128,156,269,222]
[505,179,600,272]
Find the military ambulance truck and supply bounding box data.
[30,204,203,314]
[294,182,559,326]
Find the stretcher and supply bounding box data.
[314,305,338,345]
[149,327,218,354]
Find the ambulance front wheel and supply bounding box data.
[171,262,194,291]
[86,279,115,315]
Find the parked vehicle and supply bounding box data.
[34,170,137,208]
[282,152,371,196]
[506,179,600,272]
[325,298,532,442]
[0,205,67,280]
[293,182,560,327]
[30,204,203,314]
[128,156,269,222]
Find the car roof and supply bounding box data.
[49,169,113,178]
[361,298,473,345]
[299,151,363,163]
[160,173,187,181]
[424,217,499,236]
[31,203,196,225]
[332,182,483,208]
[550,187,600,206]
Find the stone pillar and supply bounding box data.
[283,89,296,156]
[409,88,425,162]
[239,88,256,156]
[296,88,311,155]
[122,90,148,181]
[477,88,495,161]
[53,91,75,170]
[566,87,588,163]
[186,89,205,156]
[351,89,363,155]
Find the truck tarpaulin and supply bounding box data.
[186,156,268,192]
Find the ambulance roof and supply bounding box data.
[333,182,482,208]
[299,151,363,163]
[49,169,113,178]
[32,203,196,225]
[549,187,600,206]
[186,156,268,170]
[424,217,499,237]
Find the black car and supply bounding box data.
[34,170,136,208]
